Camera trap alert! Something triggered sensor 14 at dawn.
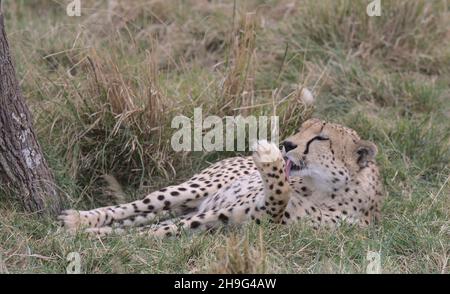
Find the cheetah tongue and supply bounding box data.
[285,159,292,179]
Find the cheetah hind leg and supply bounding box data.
[58,180,213,232]
[252,140,291,223]
[138,204,252,238]
[78,205,202,237]
[84,209,203,238]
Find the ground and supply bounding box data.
[0,0,449,273]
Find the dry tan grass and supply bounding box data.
[206,229,267,274]
[222,11,258,115]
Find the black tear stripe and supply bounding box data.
[303,136,330,154]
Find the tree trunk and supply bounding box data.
[0,3,62,216]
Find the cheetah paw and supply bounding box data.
[252,140,283,165]
[57,210,90,232]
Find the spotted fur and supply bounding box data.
[58,119,384,237]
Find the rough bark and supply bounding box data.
[0,3,61,216]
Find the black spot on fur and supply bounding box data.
[163,201,171,210]
[190,221,201,229]
[218,213,229,223]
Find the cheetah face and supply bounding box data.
[281,118,378,192]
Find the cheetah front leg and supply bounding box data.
[252,140,291,223]
[58,158,247,232]
[58,183,210,232]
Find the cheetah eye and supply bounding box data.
[318,133,329,140]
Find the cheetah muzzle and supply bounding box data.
[58,118,384,237]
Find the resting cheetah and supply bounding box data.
[58,118,384,237]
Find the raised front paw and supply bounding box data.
[252,140,284,171]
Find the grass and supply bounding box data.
[0,0,449,273]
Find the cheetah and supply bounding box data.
[58,118,384,237]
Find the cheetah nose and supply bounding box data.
[282,141,298,153]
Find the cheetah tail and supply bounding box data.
[101,174,127,205]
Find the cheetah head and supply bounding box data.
[281,118,378,192]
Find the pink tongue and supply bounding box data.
[285,159,292,179]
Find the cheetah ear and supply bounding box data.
[355,140,378,168]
